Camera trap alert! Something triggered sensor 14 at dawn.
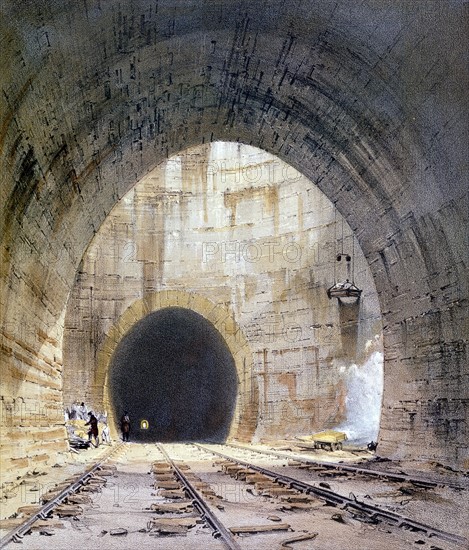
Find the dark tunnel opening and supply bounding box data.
[109,307,238,443]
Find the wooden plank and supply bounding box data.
[153,474,175,482]
[261,487,297,496]
[158,489,187,499]
[150,502,193,513]
[54,504,83,517]
[149,517,198,535]
[16,505,41,515]
[66,494,92,504]
[149,525,188,535]
[244,473,272,484]
[229,523,291,534]
[277,502,320,511]
[154,481,180,490]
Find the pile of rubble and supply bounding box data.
[66,421,91,450]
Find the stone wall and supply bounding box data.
[63,143,383,442]
[1,0,467,489]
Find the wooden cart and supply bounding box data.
[298,430,347,451]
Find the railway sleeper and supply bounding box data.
[318,471,351,478]
[261,487,298,498]
[254,481,278,491]
[194,489,218,499]
[147,517,197,535]
[150,501,194,514]
[40,489,68,504]
[149,517,200,528]
[229,523,292,535]
[54,504,83,517]
[152,467,172,475]
[65,494,92,505]
[158,489,187,499]
[221,464,245,475]
[82,478,107,488]
[97,466,116,475]
[148,516,202,537]
[154,481,180,490]
[279,494,318,503]
[153,473,176,482]
[88,474,108,483]
[15,505,41,517]
[244,473,273,484]
[234,468,256,480]
[277,502,321,511]
[78,484,102,493]
[0,518,65,532]
[149,524,190,536]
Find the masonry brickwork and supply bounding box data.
[1,1,467,488]
[63,143,382,441]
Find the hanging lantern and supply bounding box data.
[140,419,149,430]
[327,279,362,300]
[327,212,362,302]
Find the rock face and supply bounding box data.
[0,0,467,487]
[62,143,382,443]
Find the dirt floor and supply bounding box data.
[0,441,467,550]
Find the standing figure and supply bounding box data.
[120,411,131,442]
[101,422,111,445]
[85,411,99,447]
[69,402,78,420]
[78,401,88,420]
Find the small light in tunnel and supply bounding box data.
[140,419,149,430]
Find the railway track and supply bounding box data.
[156,443,241,549]
[1,442,466,549]
[0,443,125,549]
[195,443,469,549]
[225,443,469,491]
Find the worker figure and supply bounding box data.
[101,422,111,445]
[78,401,88,420]
[69,403,78,420]
[120,411,131,442]
[85,411,99,447]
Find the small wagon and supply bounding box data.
[298,430,347,451]
[312,430,347,451]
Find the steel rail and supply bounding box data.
[156,443,242,550]
[195,444,468,548]
[0,443,124,549]
[226,442,468,491]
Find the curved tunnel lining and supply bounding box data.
[109,306,238,442]
[95,290,258,442]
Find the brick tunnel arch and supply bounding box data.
[94,291,257,442]
[0,1,467,482]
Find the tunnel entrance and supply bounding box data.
[108,307,238,443]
